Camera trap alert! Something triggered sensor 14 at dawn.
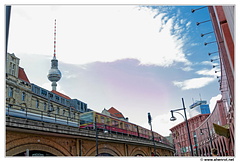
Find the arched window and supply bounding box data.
[9,87,13,97]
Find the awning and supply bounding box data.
[213,123,230,138]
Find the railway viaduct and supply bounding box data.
[6,116,174,156]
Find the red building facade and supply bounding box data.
[195,100,231,156]
[170,114,209,156]
[207,6,234,156]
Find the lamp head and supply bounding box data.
[170,116,177,121]
[170,110,177,121]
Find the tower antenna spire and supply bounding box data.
[54,19,56,58]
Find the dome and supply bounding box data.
[47,68,61,82]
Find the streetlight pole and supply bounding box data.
[170,98,194,156]
[148,112,156,156]
[95,116,98,156]
[200,122,213,148]
[182,98,194,156]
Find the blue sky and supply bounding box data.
[7,5,223,136]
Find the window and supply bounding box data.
[34,86,40,94]
[49,93,53,99]
[36,99,39,108]
[22,92,26,101]
[120,122,123,128]
[125,124,129,129]
[66,100,70,106]
[61,98,65,104]
[56,107,60,115]
[112,120,118,127]
[12,64,15,75]
[73,113,76,119]
[55,96,59,101]
[63,110,65,116]
[106,118,110,124]
[101,116,105,123]
[8,87,13,97]
[41,89,47,96]
[44,103,47,111]
[49,104,54,112]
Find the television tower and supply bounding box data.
[47,19,61,91]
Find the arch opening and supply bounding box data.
[14,150,55,156]
[96,153,113,156]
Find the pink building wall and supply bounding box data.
[170,114,209,156]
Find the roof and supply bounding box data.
[51,90,71,100]
[108,107,125,118]
[170,113,210,131]
[18,67,30,83]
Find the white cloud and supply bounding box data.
[190,43,199,46]
[173,77,215,90]
[200,61,218,66]
[9,5,190,67]
[196,68,220,77]
[209,94,222,112]
[186,21,191,28]
[181,66,193,71]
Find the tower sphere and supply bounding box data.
[47,67,61,82]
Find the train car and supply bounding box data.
[80,111,139,136]
[6,106,79,127]
[80,110,172,144]
[138,126,150,139]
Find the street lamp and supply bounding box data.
[170,98,194,156]
[148,112,156,156]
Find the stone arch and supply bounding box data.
[85,143,122,156]
[129,147,148,156]
[6,136,72,156]
[7,143,63,156]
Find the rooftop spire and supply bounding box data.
[54,19,56,58]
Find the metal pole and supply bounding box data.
[182,98,194,156]
[95,116,98,156]
[150,122,156,156]
[207,122,213,148]
[148,112,156,156]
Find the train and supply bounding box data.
[6,105,79,127]
[80,111,171,145]
[6,105,171,146]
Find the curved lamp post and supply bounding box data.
[170,98,194,156]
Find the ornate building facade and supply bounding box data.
[6,52,87,125]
